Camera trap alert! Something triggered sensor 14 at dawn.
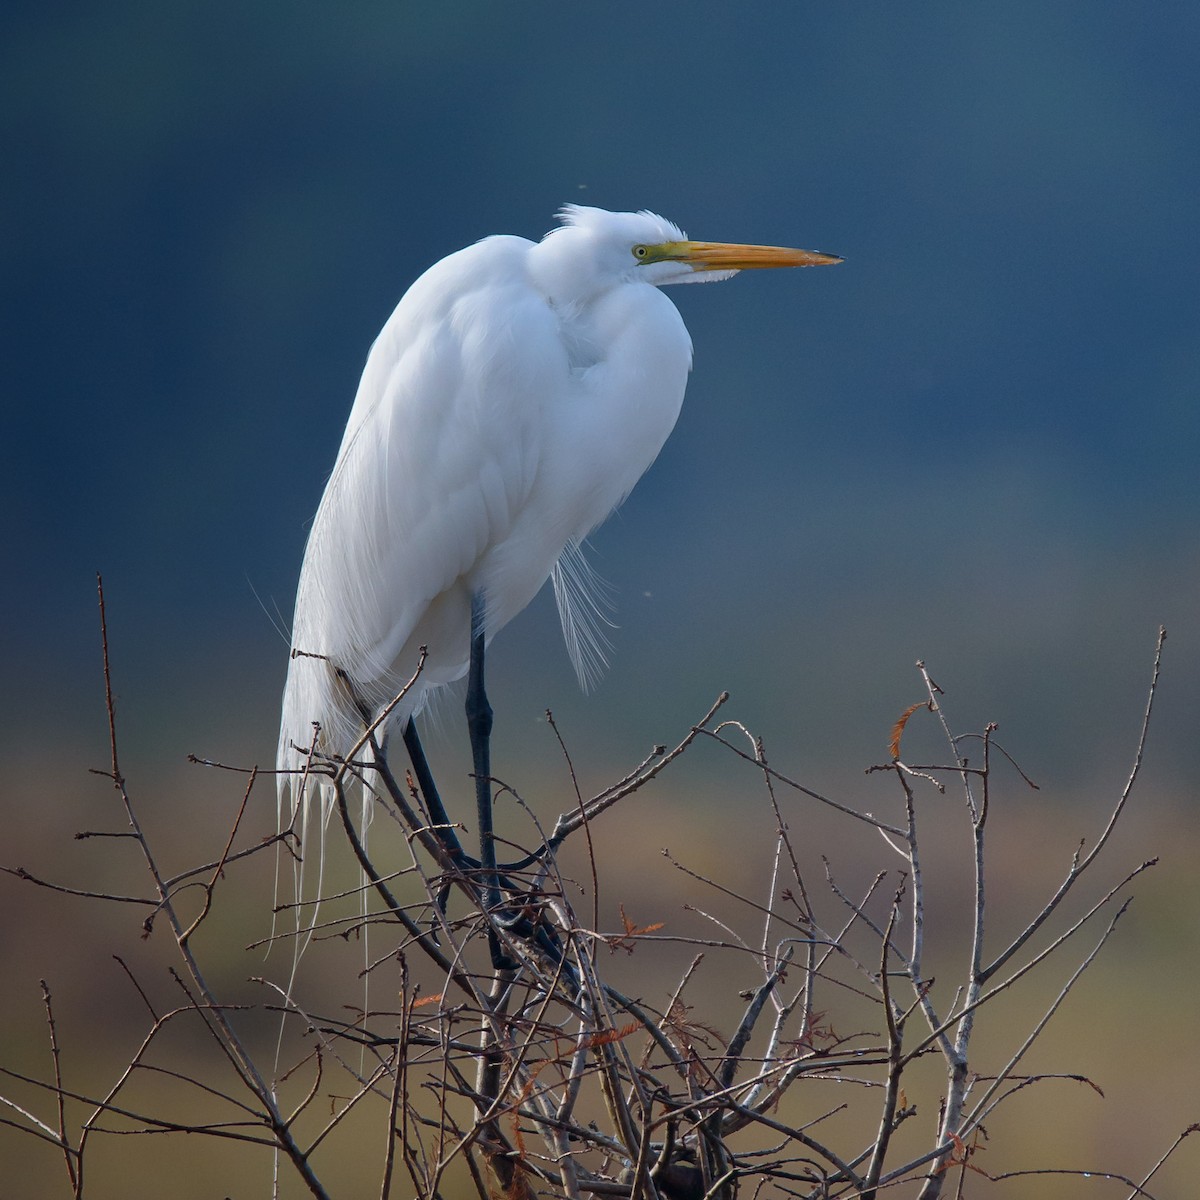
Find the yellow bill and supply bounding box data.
[644,240,843,270]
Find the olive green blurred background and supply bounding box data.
[3,1,1198,1195]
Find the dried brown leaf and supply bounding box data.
[890,701,931,760]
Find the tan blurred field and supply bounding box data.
[3,660,1196,1199]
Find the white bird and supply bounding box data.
[278,204,839,894]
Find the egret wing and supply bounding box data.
[280,237,563,765]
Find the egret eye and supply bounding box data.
[632,244,649,260]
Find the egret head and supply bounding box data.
[534,204,841,301]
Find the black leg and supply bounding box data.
[400,719,466,930]
[466,593,515,969]
[466,594,497,902]
[401,718,467,861]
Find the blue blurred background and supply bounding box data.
[2,1,1198,1192]
[5,1,1196,795]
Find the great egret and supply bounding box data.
[278,204,840,910]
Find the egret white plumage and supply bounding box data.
[278,204,839,908]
